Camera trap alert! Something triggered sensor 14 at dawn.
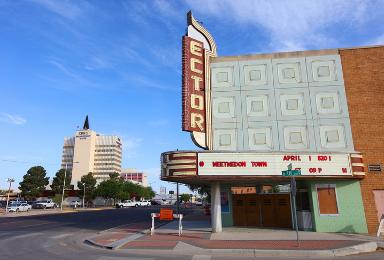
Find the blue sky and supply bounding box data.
[0,0,383,192]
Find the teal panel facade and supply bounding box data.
[308,180,368,233]
[220,185,233,227]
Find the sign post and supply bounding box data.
[282,165,301,246]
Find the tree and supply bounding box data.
[19,166,49,200]
[77,172,97,204]
[180,193,191,203]
[0,189,12,195]
[109,172,120,180]
[141,186,155,200]
[188,184,210,202]
[51,169,72,194]
[94,177,122,205]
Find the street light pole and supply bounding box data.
[5,178,15,214]
[176,182,179,214]
[61,163,68,211]
[60,161,79,211]
[83,183,85,209]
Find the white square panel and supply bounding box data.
[309,86,349,119]
[319,125,346,149]
[316,92,340,114]
[313,118,354,152]
[284,126,308,149]
[241,89,276,122]
[289,131,303,144]
[244,121,279,151]
[278,120,315,151]
[213,97,235,119]
[239,60,273,90]
[244,65,267,85]
[306,55,344,87]
[275,88,312,120]
[246,95,269,117]
[212,67,234,89]
[248,128,272,150]
[213,129,238,150]
[211,61,240,91]
[272,58,307,88]
[286,98,299,111]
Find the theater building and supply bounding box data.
[161,12,384,234]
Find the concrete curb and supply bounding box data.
[85,237,378,257]
[85,222,169,250]
[115,241,378,257]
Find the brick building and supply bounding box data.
[340,46,384,233]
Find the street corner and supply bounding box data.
[84,221,153,249]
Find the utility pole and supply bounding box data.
[83,183,86,209]
[5,178,15,214]
[61,163,68,211]
[176,182,179,214]
[61,161,79,211]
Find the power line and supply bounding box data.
[0,159,58,165]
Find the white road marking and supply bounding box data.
[97,257,154,260]
[5,232,43,240]
[192,255,212,260]
[51,233,73,239]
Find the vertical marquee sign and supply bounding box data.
[182,36,206,133]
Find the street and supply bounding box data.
[0,206,383,260]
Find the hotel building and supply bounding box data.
[120,168,149,187]
[61,116,122,186]
[161,12,384,234]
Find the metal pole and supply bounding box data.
[291,176,299,246]
[61,163,67,211]
[176,182,179,214]
[5,178,14,214]
[83,183,85,209]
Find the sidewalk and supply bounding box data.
[85,209,383,257]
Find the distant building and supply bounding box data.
[61,116,122,186]
[120,168,148,187]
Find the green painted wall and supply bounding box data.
[308,180,368,233]
[221,185,233,227]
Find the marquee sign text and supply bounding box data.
[198,153,352,176]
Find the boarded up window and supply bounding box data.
[317,186,338,214]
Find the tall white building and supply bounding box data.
[61,116,122,186]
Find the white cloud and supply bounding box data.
[122,136,143,159]
[186,0,373,51]
[84,56,111,70]
[367,34,384,45]
[0,113,26,125]
[47,58,103,89]
[31,0,85,20]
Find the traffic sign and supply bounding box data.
[282,170,301,176]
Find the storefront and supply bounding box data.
[161,150,368,233]
[160,12,376,234]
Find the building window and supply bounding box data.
[316,184,339,215]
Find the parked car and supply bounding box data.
[194,200,203,206]
[116,200,135,208]
[0,201,7,208]
[31,201,42,209]
[6,203,31,212]
[35,199,56,209]
[138,200,151,207]
[9,200,28,205]
[150,200,161,205]
[70,200,82,207]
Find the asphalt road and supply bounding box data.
[0,206,383,260]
